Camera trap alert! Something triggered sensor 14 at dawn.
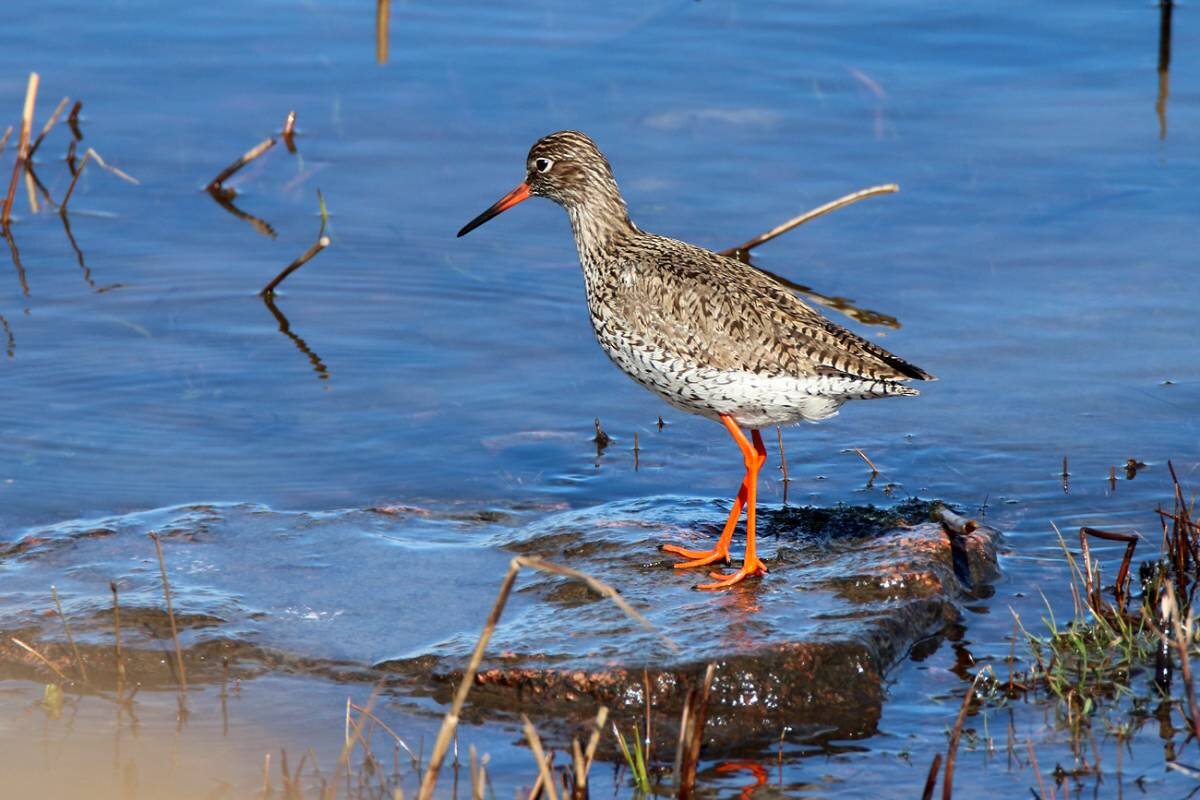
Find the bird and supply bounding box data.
[457,131,933,589]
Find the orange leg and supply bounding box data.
[698,423,769,590]
[662,479,748,567]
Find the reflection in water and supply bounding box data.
[3,225,29,297]
[0,314,12,357]
[1157,0,1173,139]
[60,211,123,293]
[262,293,330,381]
[715,760,769,800]
[206,186,278,239]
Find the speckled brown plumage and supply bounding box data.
[457,130,933,588]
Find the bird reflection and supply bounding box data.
[262,293,330,381]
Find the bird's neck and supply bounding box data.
[566,195,637,263]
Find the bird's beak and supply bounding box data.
[456,183,532,237]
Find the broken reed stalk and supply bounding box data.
[376,0,391,64]
[920,753,942,800]
[1025,739,1049,800]
[416,556,674,800]
[942,669,988,800]
[149,532,188,705]
[1164,585,1200,741]
[207,136,276,192]
[522,715,560,800]
[2,72,39,227]
[110,581,126,699]
[50,585,89,685]
[281,110,297,153]
[27,96,69,157]
[582,706,609,776]
[0,126,12,156]
[1079,527,1138,612]
[261,236,330,295]
[260,189,330,295]
[60,147,140,212]
[718,183,899,257]
[852,447,879,475]
[67,101,83,140]
[350,701,417,760]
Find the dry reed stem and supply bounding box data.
[149,533,188,706]
[582,705,608,775]
[27,96,69,157]
[376,0,391,64]
[11,636,70,683]
[920,753,942,800]
[852,447,879,475]
[351,701,417,760]
[51,585,88,685]
[417,557,673,800]
[1079,527,1138,612]
[110,581,126,698]
[262,236,331,295]
[522,715,559,800]
[719,184,899,256]
[677,663,716,798]
[943,669,988,800]
[0,126,12,155]
[67,101,83,139]
[282,110,297,153]
[1163,585,1200,741]
[261,752,272,797]
[2,72,39,226]
[643,669,653,770]
[208,136,276,191]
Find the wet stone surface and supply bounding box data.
[0,498,998,750]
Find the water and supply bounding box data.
[1,0,1198,796]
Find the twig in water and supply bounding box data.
[51,585,88,685]
[261,189,330,295]
[943,669,989,800]
[522,715,560,800]
[676,663,716,799]
[149,532,188,711]
[281,110,297,153]
[2,72,40,227]
[27,96,69,157]
[719,184,899,257]
[11,636,70,683]
[852,447,879,476]
[1079,527,1138,613]
[1061,455,1069,494]
[208,136,276,192]
[417,557,674,800]
[60,147,140,212]
[0,126,12,155]
[1026,739,1050,800]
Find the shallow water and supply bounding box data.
[2,0,1199,797]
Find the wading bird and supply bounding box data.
[457,131,932,589]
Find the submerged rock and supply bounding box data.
[380,497,999,747]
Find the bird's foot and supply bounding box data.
[696,557,768,590]
[662,542,731,569]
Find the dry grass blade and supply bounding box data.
[60,147,139,212]
[1163,585,1200,741]
[2,72,39,226]
[11,636,70,683]
[51,585,88,685]
[522,715,560,800]
[27,96,69,157]
[942,668,988,800]
[350,701,417,760]
[1026,739,1049,799]
[921,753,942,800]
[677,663,716,799]
[418,557,673,800]
[718,184,899,256]
[376,0,391,64]
[149,532,188,707]
[208,136,276,192]
[582,705,608,775]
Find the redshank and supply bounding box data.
[457,131,933,589]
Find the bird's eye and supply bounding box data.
[534,157,554,173]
